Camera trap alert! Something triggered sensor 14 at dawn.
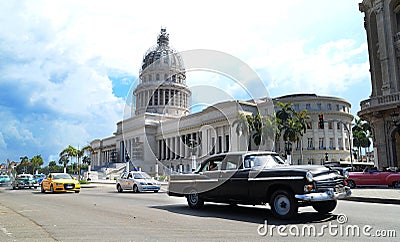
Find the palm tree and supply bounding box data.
[76,145,93,180]
[232,112,252,150]
[352,119,372,161]
[58,154,69,173]
[30,155,44,174]
[275,102,310,164]
[295,110,310,163]
[60,145,78,174]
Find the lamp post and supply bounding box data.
[188,139,198,172]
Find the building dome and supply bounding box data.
[134,28,191,116]
[141,28,184,72]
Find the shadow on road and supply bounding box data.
[151,203,337,225]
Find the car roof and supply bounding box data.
[207,151,278,158]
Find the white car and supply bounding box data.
[116,171,161,193]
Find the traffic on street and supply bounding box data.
[0,183,398,241]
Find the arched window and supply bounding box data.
[156,73,160,81]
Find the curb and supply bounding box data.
[344,196,400,205]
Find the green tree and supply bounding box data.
[275,102,310,164]
[60,145,78,173]
[30,155,44,174]
[232,112,252,150]
[58,154,70,173]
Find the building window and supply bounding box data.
[319,138,324,150]
[336,104,340,111]
[306,122,312,130]
[317,103,321,110]
[156,73,160,81]
[327,103,332,110]
[328,121,333,129]
[148,75,152,82]
[225,135,229,152]
[342,106,346,112]
[306,104,311,110]
[307,138,313,149]
[329,138,334,149]
[294,104,299,111]
[337,122,340,130]
[338,138,342,150]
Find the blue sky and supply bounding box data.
[0,0,369,165]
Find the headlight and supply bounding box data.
[305,171,313,182]
[343,169,349,179]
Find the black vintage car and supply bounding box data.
[168,151,351,219]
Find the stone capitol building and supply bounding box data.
[90,28,357,176]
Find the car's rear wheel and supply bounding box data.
[312,200,337,214]
[347,180,356,188]
[187,189,204,209]
[117,184,123,193]
[393,181,400,188]
[270,190,298,220]
[75,190,80,193]
[154,190,159,193]
[41,184,45,193]
[133,185,139,193]
[50,185,54,193]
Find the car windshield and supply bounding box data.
[244,154,286,169]
[53,174,73,179]
[133,172,151,179]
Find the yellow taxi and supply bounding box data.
[41,173,81,193]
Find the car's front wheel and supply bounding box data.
[133,185,139,193]
[270,190,298,220]
[186,190,204,209]
[312,200,337,214]
[393,181,400,188]
[50,185,54,193]
[117,184,123,193]
[41,184,45,193]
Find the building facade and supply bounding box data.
[90,29,356,175]
[358,0,400,169]
[272,94,354,165]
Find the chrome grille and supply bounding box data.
[315,178,343,191]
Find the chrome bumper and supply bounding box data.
[295,187,351,201]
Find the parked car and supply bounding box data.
[41,173,81,193]
[33,174,46,184]
[347,168,400,188]
[12,174,39,189]
[0,174,11,186]
[168,151,351,219]
[116,171,161,193]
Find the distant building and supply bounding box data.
[90,29,355,174]
[272,94,353,165]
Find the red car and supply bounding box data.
[347,169,400,188]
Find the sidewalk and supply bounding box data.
[345,187,400,205]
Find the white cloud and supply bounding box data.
[0,0,370,162]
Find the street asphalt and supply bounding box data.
[86,180,400,205]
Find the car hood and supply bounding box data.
[53,178,79,184]
[257,165,337,177]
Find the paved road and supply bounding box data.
[0,185,399,241]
